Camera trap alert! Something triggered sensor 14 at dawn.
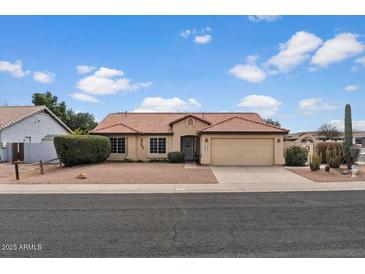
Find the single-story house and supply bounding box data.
[91,112,289,165]
[0,106,72,163]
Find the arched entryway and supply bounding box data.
[181,135,198,161]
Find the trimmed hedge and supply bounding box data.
[316,142,343,163]
[168,151,185,163]
[54,135,111,167]
[285,145,308,166]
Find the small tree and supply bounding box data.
[344,104,353,169]
[264,118,281,127]
[317,123,341,140]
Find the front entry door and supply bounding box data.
[181,136,196,161]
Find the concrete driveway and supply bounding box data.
[211,166,311,183]
[210,166,330,192]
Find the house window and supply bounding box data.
[110,138,126,153]
[150,137,166,154]
[187,118,194,126]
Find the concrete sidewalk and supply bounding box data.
[2,180,365,194]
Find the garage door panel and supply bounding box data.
[212,138,274,165]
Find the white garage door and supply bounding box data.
[211,138,274,165]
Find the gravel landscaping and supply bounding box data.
[1,162,217,184]
[288,165,365,182]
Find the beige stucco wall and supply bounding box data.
[106,134,173,161]
[199,133,285,165]
[171,118,209,151]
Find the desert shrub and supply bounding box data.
[285,146,308,166]
[316,142,343,163]
[54,135,111,167]
[325,146,343,168]
[167,151,185,163]
[350,146,361,163]
[309,151,321,171]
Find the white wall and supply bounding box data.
[0,112,69,161]
[0,112,68,143]
[24,143,59,163]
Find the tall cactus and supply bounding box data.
[344,104,353,169]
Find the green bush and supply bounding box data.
[285,146,308,166]
[325,146,343,168]
[309,151,321,171]
[54,135,111,167]
[167,151,185,163]
[316,142,343,163]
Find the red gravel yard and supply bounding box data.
[289,165,365,182]
[2,162,217,184]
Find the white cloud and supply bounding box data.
[76,66,152,95]
[0,60,30,78]
[248,16,281,23]
[181,27,213,44]
[134,97,202,112]
[311,33,364,67]
[329,120,365,131]
[70,92,99,103]
[94,67,124,78]
[188,98,202,108]
[237,94,281,118]
[298,97,340,115]
[345,85,359,92]
[355,56,365,66]
[76,65,97,74]
[180,29,192,38]
[33,71,55,84]
[265,31,322,73]
[229,56,266,83]
[194,34,212,44]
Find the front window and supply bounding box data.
[150,137,166,154]
[110,137,126,153]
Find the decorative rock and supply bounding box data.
[75,173,87,179]
[341,170,349,175]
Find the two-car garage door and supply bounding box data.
[211,138,274,165]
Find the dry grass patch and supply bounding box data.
[2,162,217,184]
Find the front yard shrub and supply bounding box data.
[325,146,343,168]
[350,146,360,163]
[309,151,321,171]
[54,135,111,167]
[285,146,308,166]
[167,151,185,163]
[316,142,343,163]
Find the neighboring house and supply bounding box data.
[0,106,72,163]
[92,112,289,165]
[286,131,365,147]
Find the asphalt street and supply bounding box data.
[1,191,365,257]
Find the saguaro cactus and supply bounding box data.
[344,104,353,169]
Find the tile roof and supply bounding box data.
[91,123,140,134]
[92,112,288,134]
[0,106,72,132]
[198,116,289,133]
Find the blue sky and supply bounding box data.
[0,16,364,132]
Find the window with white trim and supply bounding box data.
[150,137,166,154]
[110,137,126,153]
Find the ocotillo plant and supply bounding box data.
[344,104,353,169]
